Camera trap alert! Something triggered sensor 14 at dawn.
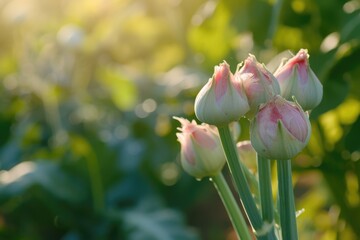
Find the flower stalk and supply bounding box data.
[211,173,253,240]
[217,125,275,239]
[257,154,277,238]
[277,159,298,240]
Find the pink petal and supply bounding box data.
[183,140,196,165]
[214,64,229,102]
[192,129,217,149]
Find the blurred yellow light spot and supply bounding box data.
[336,43,352,59]
[319,111,343,149]
[314,211,333,229]
[182,101,194,116]
[307,122,325,157]
[291,0,306,13]
[23,124,41,145]
[124,14,165,50]
[97,67,138,111]
[160,162,180,186]
[191,0,217,26]
[336,98,360,125]
[320,230,336,240]
[274,26,305,50]
[343,0,360,13]
[351,151,360,162]
[71,135,91,156]
[155,114,171,136]
[151,44,184,73]
[188,2,236,63]
[328,205,341,225]
[320,32,339,53]
[345,171,360,207]
[0,55,16,77]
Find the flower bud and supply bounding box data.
[274,49,323,111]
[194,61,250,126]
[250,96,311,160]
[235,54,280,118]
[174,117,226,179]
[236,140,257,173]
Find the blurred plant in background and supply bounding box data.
[0,0,359,239]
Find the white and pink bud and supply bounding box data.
[274,49,323,111]
[236,140,257,173]
[174,117,226,179]
[235,54,281,118]
[250,96,311,160]
[194,61,250,126]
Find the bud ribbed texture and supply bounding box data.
[195,61,249,126]
[274,49,323,111]
[174,117,226,179]
[250,96,311,160]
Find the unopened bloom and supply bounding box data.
[235,54,280,118]
[194,61,249,126]
[236,140,257,173]
[250,96,311,160]
[174,117,226,179]
[274,49,323,111]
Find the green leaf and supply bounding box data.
[122,199,199,240]
[97,67,138,111]
[311,78,349,119]
[345,115,360,152]
[0,161,85,204]
[340,13,360,43]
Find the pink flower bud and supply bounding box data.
[174,117,226,179]
[274,49,323,111]
[236,140,257,173]
[194,61,250,126]
[250,96,311,160]
[235,54,280,118]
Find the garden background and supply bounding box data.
[0,0,359,239]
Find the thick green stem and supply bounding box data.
[277,159,298,240]
[211,173,253,240]
[217,125,274,239]
[257,154,277,239]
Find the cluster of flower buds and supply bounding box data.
[235,54,281,118]
[175,49,322,176]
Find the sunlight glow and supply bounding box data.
[320,32,339,53]
[160,162,180,186]
[343,0,360,13]
[0,162,35,184]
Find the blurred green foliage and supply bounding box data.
[0,0,359,239]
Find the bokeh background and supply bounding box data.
[0,0,359,239]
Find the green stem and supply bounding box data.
[211,173,253,240]
[277,159,298,240]
[266,0,283,46]
[217,125,273,239]
[257,154,277,239]
[240,159,260,199]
